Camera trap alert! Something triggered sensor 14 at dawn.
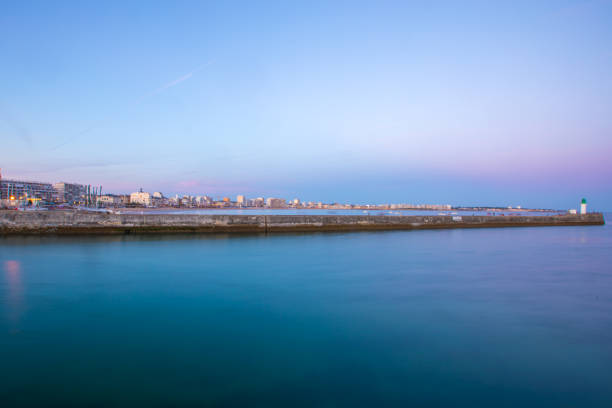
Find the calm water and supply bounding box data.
[1,217,611,407]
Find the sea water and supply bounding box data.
[1,216,611,406]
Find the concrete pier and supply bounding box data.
[0,211,604,235]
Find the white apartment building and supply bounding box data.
[130,191,152,206]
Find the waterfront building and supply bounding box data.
[97,195,123,207]
[181,197,193,207]
[1,178,56,203]
[237,195,246,206]
[53,182,87,204]
[195,196,212,207]
[580,198,587,214]
[152,194,167,207]
[118,195,130,206]
[266,198,286,208]
[130,191,152,206]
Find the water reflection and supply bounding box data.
[3,260,23,325]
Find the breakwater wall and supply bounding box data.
[0,211,604,235]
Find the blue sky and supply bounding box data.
[1,0,611,209]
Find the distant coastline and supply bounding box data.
[114,206,558,213]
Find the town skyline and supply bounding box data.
[0,169,589,212]
[0,165,607,211]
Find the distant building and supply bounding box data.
[181,196,193,206]
[119,195,131,205]
[1,178,55,202]
[266,198,286,208]
[130,191,152,206]
[53,182,87,204]
[236,195,246,206]
[152,192,164,199]
[195,196,212,207]
[580,198,587,214]
[97,195,122,207]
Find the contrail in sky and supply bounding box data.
[136,61,213,103]
[50,61,214,151]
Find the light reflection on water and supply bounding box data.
[3,260,23,326]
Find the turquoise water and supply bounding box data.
[1,218,611,407]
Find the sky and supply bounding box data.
[1,0,611,210]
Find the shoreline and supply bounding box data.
[103,207,560,213]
